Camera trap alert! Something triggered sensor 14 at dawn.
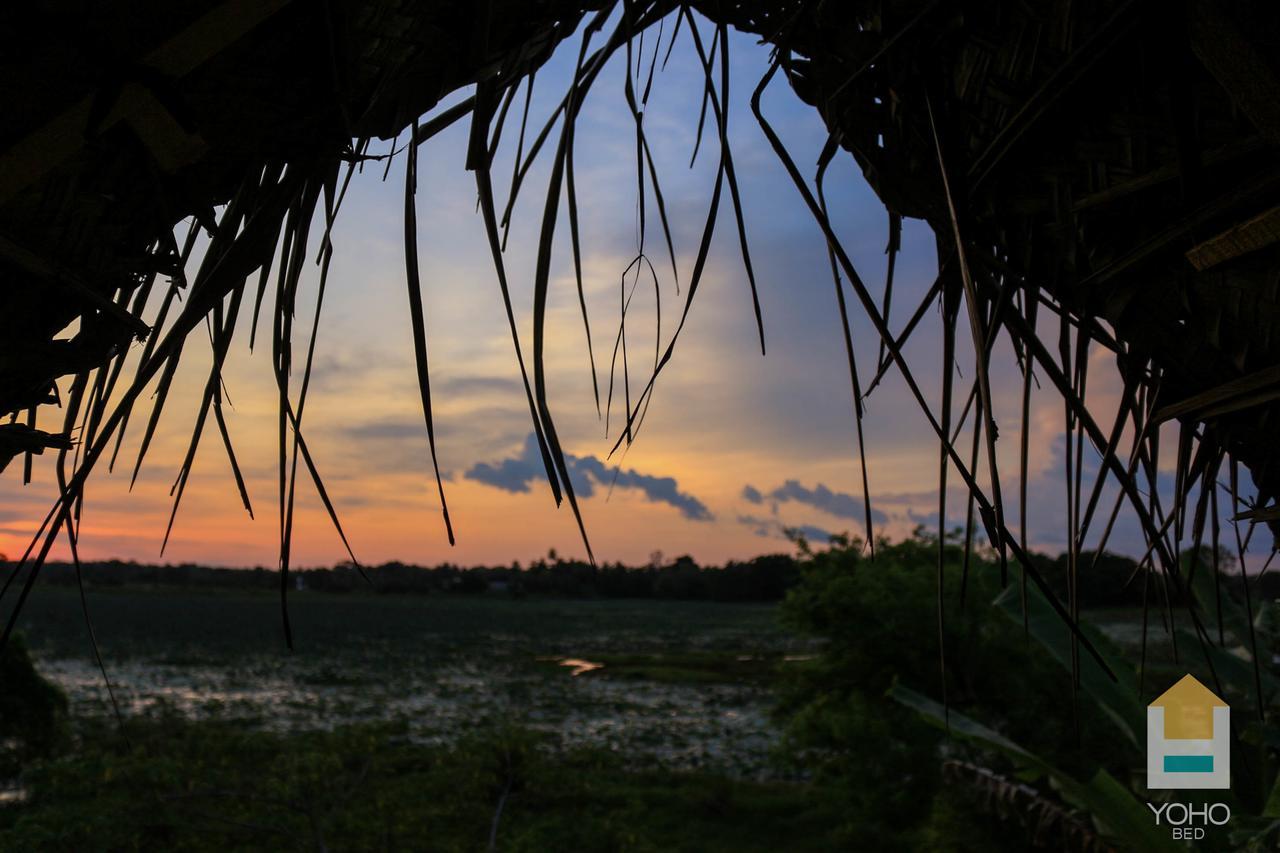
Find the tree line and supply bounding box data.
[13,534,1273,607]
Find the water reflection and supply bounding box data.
[0,787,27,805]
[36,653,780,778]
[557,658,604,676]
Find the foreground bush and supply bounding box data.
[0,714,843,851]
[0,634,67,776]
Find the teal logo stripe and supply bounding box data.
[1164,755,1214,773]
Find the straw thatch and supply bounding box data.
[2,1,1278,688]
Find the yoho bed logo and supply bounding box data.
[1146,674,1229,790]
[1144,675,1232,841]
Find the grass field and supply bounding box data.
[2,715,849,852]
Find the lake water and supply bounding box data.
[37,653,778,776]
[23,592,803,779]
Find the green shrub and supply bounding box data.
[775,532,1136,848]
[0,633,68,775]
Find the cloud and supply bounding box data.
[737,513,773,537]
[905,507,981,537]
[791,523,835,544]
[342,418,424,441]
[466,434,712,521]
[1015,433,1173,557]
[435,375,525,397]
[330,404,530,477]
[743,479,888,526]
[874,489,942,506]
[465,436,544,494]
[737,513,832,544]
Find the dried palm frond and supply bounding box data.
[941,760,1113,852]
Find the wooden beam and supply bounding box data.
[1189,0,1280,145]
[1152,363,1280,425]
[1071,136,1265,213]
[1081,167,1280,287]
[1186,203,1280,271]
[0,0,292,204]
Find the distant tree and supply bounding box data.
[654,555,704,599]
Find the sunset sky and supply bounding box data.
[1,15,1257,570]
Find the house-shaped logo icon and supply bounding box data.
[1147,675,1229,789]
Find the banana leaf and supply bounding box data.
[993,584,1144,749]
[890,682,1179,853]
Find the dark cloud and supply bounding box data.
[743,479,888,526]
[791,523,835,544]
[737,513,832,544]
[465,436,544,494]
[467,434,712,521]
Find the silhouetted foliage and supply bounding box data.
[32,552,803,603]
[775,532,1147,850]
[33,543,1265,611]
[0,633,67,775]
